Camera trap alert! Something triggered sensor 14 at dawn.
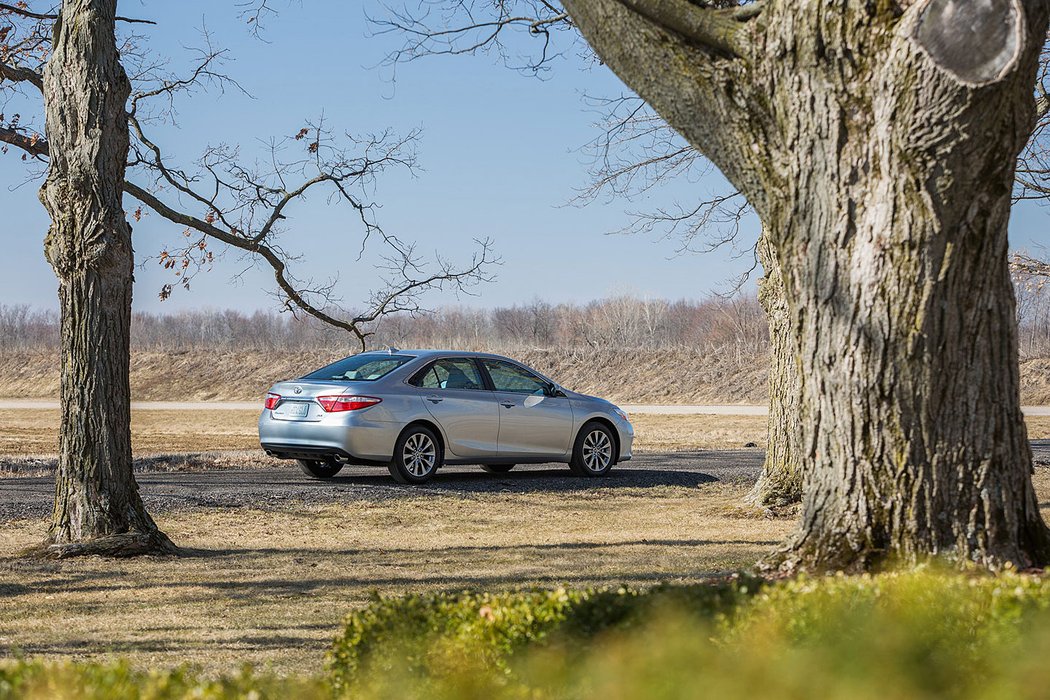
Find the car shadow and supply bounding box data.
[320,467,720,492]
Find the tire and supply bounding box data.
[481,464,515,474]
[569,422,616,477]
[388,425,443,484]
[297,458,343,479]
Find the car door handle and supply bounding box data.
[500,401,515,408]
[426,395,443,404]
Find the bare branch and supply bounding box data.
[0,123,46,157]
[610,0,759,57]
[372,1,577,75]
[0,6,53,92]
[123,109,497,347]
[0,59,42,89]
[123,180,375,345]
[1016,39,1050,202]
[0,2,154,24]
[1012,251,1050,280]
[573,92,753,263]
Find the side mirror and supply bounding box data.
[547,384,566,398]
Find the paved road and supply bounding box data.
[0,451,766,522]
[0,400,767,413]
[5,400,1050,416]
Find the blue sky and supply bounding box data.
[1,1,1047,314]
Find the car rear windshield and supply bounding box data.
[301,354,416,382]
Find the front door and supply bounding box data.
[479,358,574,459]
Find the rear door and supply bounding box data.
[479,358,574,459]
[410,357,500,458]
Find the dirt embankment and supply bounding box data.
[0,348,769,405]
[7,349,1050,405]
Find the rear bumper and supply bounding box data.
[260,442,387,466]
[258,409,400,462]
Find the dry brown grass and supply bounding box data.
[630,414,767,451]
[0,482,789,675]
[0,409,261,456]
[1029,416,1050,441]
[4,411,1048,459]
[3,472,1049,676]
[0,410,767,458]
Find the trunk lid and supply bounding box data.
[267,380,371,422]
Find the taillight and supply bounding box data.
[264,393,280,410]
[317,395,382,412]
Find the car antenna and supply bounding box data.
[386,346,400,354]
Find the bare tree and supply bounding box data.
[565,0,1050,571]
[380,3,1050,530]
[382,0,1050,571]
[0,2,494,556]
[6,0,175,556]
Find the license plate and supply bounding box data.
[284,402,310,418]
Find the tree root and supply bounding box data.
[22,530,180,559]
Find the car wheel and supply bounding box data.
[481,464,515,474]
[298,458,343,479]
[388,425,443,484]
[569,422,616,477]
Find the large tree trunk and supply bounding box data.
[565,0,1050,570]
[747,230,804,508]
[35,0,175,557]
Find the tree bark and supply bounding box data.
[33,0,175,557]
[747,229,804,509]
[564,0,1050,570]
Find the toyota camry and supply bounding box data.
[258,349,634,483]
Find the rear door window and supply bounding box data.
[411,358,486,390]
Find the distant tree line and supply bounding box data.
[1014,270,1050,359]
[0,294,768,353]
[8,285,1050,358]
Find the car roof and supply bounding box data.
[363,349,517,361]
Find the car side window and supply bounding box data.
[482,359,548,395]
[412,358,485,391]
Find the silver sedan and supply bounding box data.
[258,349,634,483]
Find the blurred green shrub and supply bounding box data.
[330,568,1050,699]
[0,660,328,700]
[7,569,1050,699]
[326,580,760,692]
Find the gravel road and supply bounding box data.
[6,442,1049,523]
[0,450,765,522]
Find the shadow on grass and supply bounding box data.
[16,569,739,598]
[5,536,778,598]
[179,537,782,559]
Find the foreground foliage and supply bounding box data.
[6,570,1050,699]
[0,662,328,700]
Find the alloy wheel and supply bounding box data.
[582,429,612,472]
[403,432,437,477]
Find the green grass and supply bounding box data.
[6,568,1050,699]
